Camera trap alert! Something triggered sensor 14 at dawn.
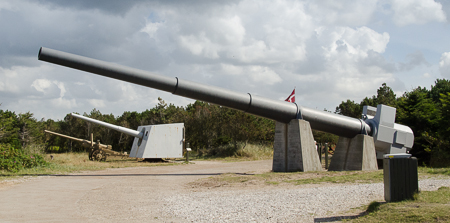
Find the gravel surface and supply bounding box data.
[1,160,449,223]
[162,179,450,222]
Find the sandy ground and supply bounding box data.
[0,160,275,222]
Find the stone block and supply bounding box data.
[328,134,377,171]
[273,119,322,172]
[272,122,288,172]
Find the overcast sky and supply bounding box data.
[1,0,450,121]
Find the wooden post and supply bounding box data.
[318,143,322,162]
[186,142,191,163]
[325,143,329,169]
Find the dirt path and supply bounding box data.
[0,160,272,222]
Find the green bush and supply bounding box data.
[46,146,61,153]
[0,144,47,172]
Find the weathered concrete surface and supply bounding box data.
[272,122,288,172]
[328,134,378,171]
[273,119,322,172]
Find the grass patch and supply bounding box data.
[419,166,450,176]
[0,152,182,181]
[233,143,273,160]
[266,181,280,185]
[285,171,384,185]
[190,170,386,188]
[254,170,385,185]
[192,166,450,188]
[349,187,450,222]
[220,174,249,183]
[189,142,273,162]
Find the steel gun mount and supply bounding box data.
[39,47,414,172]
[44,130,126,161]
[69,113,184,159]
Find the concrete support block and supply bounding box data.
[272,122,288,172]
[328,134,378,171]
[272,119,322,172]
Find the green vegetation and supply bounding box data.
[1,98,279,157]
[420,167,450,176]
[0,144,47,172]
[349,187,450,223]
[190,142,274,161]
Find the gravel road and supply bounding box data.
[0,160,449,223]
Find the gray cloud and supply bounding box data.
[34,0,149,15]
[397,51,430,71]
[0,0,447,120]
[436,0,450,21]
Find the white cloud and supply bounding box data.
[308,0,378,26]
[220,64,243,76]
[53,81,66,98]
[31,79,52,93]
[31,79,68,98]
[140,21,163,39]
[87,99,106,108]
[247,66,282,85]
[0,67,21,94]
[391,0,447,26]
[291,25,395,105]
[0,0,444,120]
[179,32,220,59]
[50,98,77,109]
[439,52,450,78]
[318,26,390,59]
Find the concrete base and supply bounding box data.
[272,119,322,172]
[328,134,378,171]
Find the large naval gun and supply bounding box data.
[38,47,414,172]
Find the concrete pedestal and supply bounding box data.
[328,134,378,171]
[272,119,322,172]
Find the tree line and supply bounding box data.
[336,79,450,167]
[1,98,276,157]
[2,79,450,166]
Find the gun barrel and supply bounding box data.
[44,130,89,143]
[70,113,143,139]
[44,130,111,147]
[39,47,371,138]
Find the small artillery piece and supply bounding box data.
[44,130,127,161]
[38,47,414,172]
[69,113,185,159]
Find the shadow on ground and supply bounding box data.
[1,172,255,177]
[314,212,365,222]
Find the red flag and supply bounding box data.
[285,89,295,103]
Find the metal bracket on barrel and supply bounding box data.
[294,103,303,120]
